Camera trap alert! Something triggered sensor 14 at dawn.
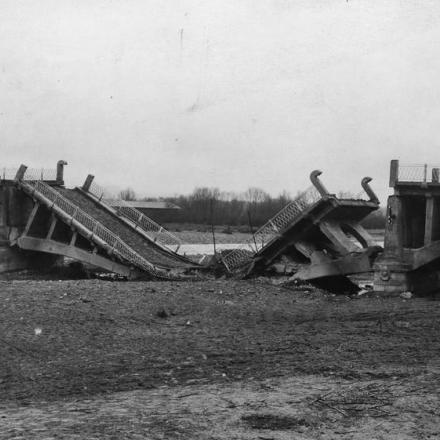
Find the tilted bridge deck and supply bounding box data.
[222,171,381,286]
[12,167,200,279]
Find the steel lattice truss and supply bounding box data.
[20,179,173,279]
[88,181,206,258]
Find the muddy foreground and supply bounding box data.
[0,279,439,439]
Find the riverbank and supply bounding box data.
[0,278,438,438]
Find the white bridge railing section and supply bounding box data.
[87,181,202,259]
[398,164,440,183]
[221,186,322,272]
[1,168,57,181]
[19,179,168,278]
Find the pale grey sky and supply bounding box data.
[1,0,440,202]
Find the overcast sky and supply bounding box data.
[1,0,440,202]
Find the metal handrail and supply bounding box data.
[87,180,202,259]
[221,186,322,271]
[115,204,182,252]
[1,168,57,181]
[17,179,173,279]
[398,163,440,183]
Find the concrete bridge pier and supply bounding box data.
[374,160,440,294]
[0,169,62,274]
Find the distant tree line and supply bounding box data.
[118,187,386,229]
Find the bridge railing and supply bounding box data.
[397,163,440,183]
[18,179,169,278]
[87,180,203,257]
[221,186,322,272]
[1,168,57,181]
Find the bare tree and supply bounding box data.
[118,187,137,201]
[244,187,270,204]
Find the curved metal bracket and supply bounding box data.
[361,177,379,204]
[310,170,330,197]
[56,160,68,183]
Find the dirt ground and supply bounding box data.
[0,278,439,439]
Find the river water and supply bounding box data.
[178,238,384,257]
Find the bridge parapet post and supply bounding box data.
[82,175,95,192]
[310,170,330,198]
[14,165,28,181]
[56,160,68,185]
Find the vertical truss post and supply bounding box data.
[23,202,40,237]
[70,230,78,246]
[46,215,58,239]
[424,195,434,246]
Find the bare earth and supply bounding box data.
[0,278,439,439]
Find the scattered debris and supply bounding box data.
[156,308,170,319]
[242,414,313,430]
[400,291,413,299]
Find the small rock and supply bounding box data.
[400,291,413,299]
[156,308,169,319]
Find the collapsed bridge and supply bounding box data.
[221,171,382,292]
[3,159,440,295]
[1,161,202,279]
